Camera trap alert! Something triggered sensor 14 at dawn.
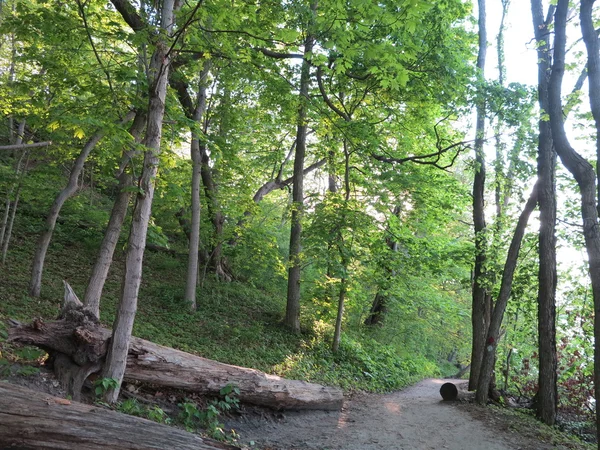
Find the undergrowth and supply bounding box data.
[0,211,443,392]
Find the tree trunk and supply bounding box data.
[475,184,538,404]
[364,292,387,326]
[84,112,146,318]
[332,276,346,352]
[29,112,135,297]
[530,0,558,425]
[0,120,26,248]
[9,313,344,411]
[0,383,239,450]
[184,64,210,310]
[469,0,489,392]
[102,0,176,403]
[579,0,600,440]
[285,6,317,332]
[546,0,597,425]
[364,205,401,326]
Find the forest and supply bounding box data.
[1,0,600,448]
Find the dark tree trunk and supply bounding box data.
[364,292,387,326]
[285,6,317,332]
[469,0,490,392]
[475,184,538,404]
[530,0,558,426]
[545,0,599,426]
[364,205,401,326]
[579,0,600,440]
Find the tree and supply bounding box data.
[530,0,558,425]
[171,61,211,311]
[579,0,600,440]
[469,0,491,392]
[83,111,146,318]
[284,0,317,332]
[102,0,178,403]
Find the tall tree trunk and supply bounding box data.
[332,139,351,352]
[285,4,317,332]
[475,184,538,404]
[83,112,146,318]
[102,0,176,403]
[469,0,490,392]
[531,0,559,425]
[185,63,210,310]
[29,111,135,297]
[547,0,599,425]
[199,142,229,281]
[579,0,600,440]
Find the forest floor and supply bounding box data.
[225,378,591,450]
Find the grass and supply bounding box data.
[0,211,435,391]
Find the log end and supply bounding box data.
[440,382,458,401]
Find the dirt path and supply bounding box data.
[226,379,551,450]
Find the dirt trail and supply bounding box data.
[227,379,550,450]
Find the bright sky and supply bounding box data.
[471,1,593,278]
[483,1,539,85]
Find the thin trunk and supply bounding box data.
[332,276,346,352]
[531,0,559,425]
[469,0,489,391]
[102,0,176,404]
[579,0,600,440]
[1,151,28,265]
[84,112,146,318]
[332,139,351,352]
[285,3,317,332]
[0,120,25,247]
[185,64,210,310]
[494,0,508,221]
[199,143,229,281]
[186,138,202,309]
[28,112,134,297]
[475,184,538,404]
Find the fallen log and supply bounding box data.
[0,382,239,450]
[9,306,344,411]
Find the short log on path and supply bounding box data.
[8,304,344,411]
[439,382,458,401]
[0,382,239,450]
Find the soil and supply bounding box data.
[2,368,588,450]
[225,379,568,450]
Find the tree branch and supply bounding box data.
[0,142,52,151]
[109,0,146,32]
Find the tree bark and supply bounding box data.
[0,383,239,450]
[475,184,538,404]
[103,0,176,403]
[531,0,558,426]
[29,112,135,297]
[285,5,317,332]
[9,314,344,411]
[184,63,210,310]
[579,0,600,440]
[84,112,146,318]
[469,0,490,392]
[544,0,600,424]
